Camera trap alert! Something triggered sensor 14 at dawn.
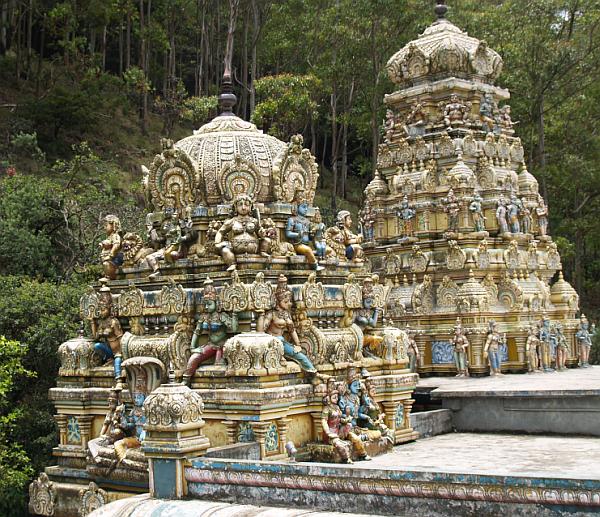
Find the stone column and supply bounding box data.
[142,382,210,499]
[310,411,324,441]
[250,422,269,459]
[276,418,291,455]
[221,420,238,445]
[55,414,68,446]
[380,401,397,433]
[415,334,427,370]
[78,415,94,449]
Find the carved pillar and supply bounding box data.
[310,411,323,442]
[143,382,210,499]
[221,420,238,445]
[276,418,291,455]
[515,334,526,365]
[78,415,94,449]
[468,333,485,371]
[55,414,68,446]
[415,334,427,369]
[401,398,415,430]
[250,422,269,459]
[380,401,397,433]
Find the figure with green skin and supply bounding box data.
[183,278,238,386]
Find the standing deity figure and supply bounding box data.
[321,383,368,463]
[507,193,522,233]
[443,94,470,126]
[215,194,267,272]
[358,200,376,243]
[383,109,396,142]
[310,208,328,261]
[404,101,427,137]
[258,283,317,374]
[92,285,124,381]
[496,195,509,235]
[286,193,323,271]
[355,276,382,357]
[576,315,595,368]
[406,326,419,373]
[521,201,533,235]
[554,323,568,372]
[147,207,184,278]
[526,325,542,373]
[468,191,486,232]
[479,93,498,133]
[183,278,239,386]
[396,195,416,238]
[442,188,460,234]
[452,318,470,377]
[538,315,554,372]
[100,215,123,280]
[336,210,364,263]
[536,195,549,237]
[483,320,505,376]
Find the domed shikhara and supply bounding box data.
[143,113,319,211]
[386,16,503,86]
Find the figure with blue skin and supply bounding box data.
[538,315,554,372]
[483,320,505,376]
[183,277,239,386]
[258,285,317,374]
[92,286,124,381]
[396,195,416,238]
[286,193,323,271]
[554,323,568,372]
[507,193,522,233]
[576,314,595,368]
[355,276,382,358]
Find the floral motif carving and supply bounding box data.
[218,154,262,202]
[446,240,466,270]
[223,333,286,374]
[29,473,56,516]
[118,283,145,317]
[343,274,363,310]
[498,272,524,310]
[437,276,459,307]
[221,271,249,312]
[249,272,274,312]
[272,134,319,204]
[409,245,429,273]
[159,278,186,314]
[412,275,434,314]
[301,272,325,310]
[78,482,107,517]
[143,384,205,430]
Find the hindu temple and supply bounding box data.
[27,2,598,517]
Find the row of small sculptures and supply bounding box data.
[383,93,515,141]
[388,189,549,239]
[416,315,596,378]
[100,193,366,280]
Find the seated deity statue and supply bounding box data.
[215,193,269,271]
[183,277,239,386]
[258,284,317,374]
[146,207,186,278]
[335,210,364,263]
[100,214,123,280]
[443,94,471,126]
[285,193,323,270]
[92,285,124,381]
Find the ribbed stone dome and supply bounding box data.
[386,11,503,86]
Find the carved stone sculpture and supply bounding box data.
[452,318,469,377]
[100,214,123,280]
[483,320,505,376]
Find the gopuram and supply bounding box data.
[363,0,585,376]
[28,68,416,517]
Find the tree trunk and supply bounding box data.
[26,0,32,76]
[537,95,547,200]
[126,9,131,70]
[330,87,339,210]
[240,4,249,118]
[119,22,123,75]
[101,25,107,71]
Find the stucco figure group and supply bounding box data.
[495,192,548,237]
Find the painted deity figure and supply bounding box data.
[258,284,316,374]
[310,208,328,260]
[339,370,381,447]
[404,101,427,137]
[496,195,509,234]
[442,188,460,234]
[183,278,239,386]
[526,325,542,373]
[147,207,184,278]
[358,200,376,243]
[215,194,268,271]
[554,323,568,372]
[538,316,554,372]
[468,191,486,232]
[286,193,323,271]
[406,327,419,373]
[483,320,505,376]
[479,93,498,133]
[355,276,382,357]
[383,109,396,142]
[452,318,469,377]
[336,210,364,263]
[498,105,514,130]
[320,385,367,463]
[100,214,123,280]
[576,315,595,368]
[92,285,124,381]
[507,194,522,233]
[443,94,470,126]
[536,195,549,237]
[360,377,392,442]
[396,195,416,237]
[521,201,533,235]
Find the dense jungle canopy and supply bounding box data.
[0,0,599,514]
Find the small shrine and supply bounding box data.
[362,0,588,376]
[28,75,417,516]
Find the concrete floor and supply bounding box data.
[418,365,600,397]
[346,433,600,480]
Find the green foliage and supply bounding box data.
[154,79,188,137]
[0,336,34,515]
[181,96,219,128]
[252,74,322,140]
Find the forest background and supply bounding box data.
[0,0,599,514]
